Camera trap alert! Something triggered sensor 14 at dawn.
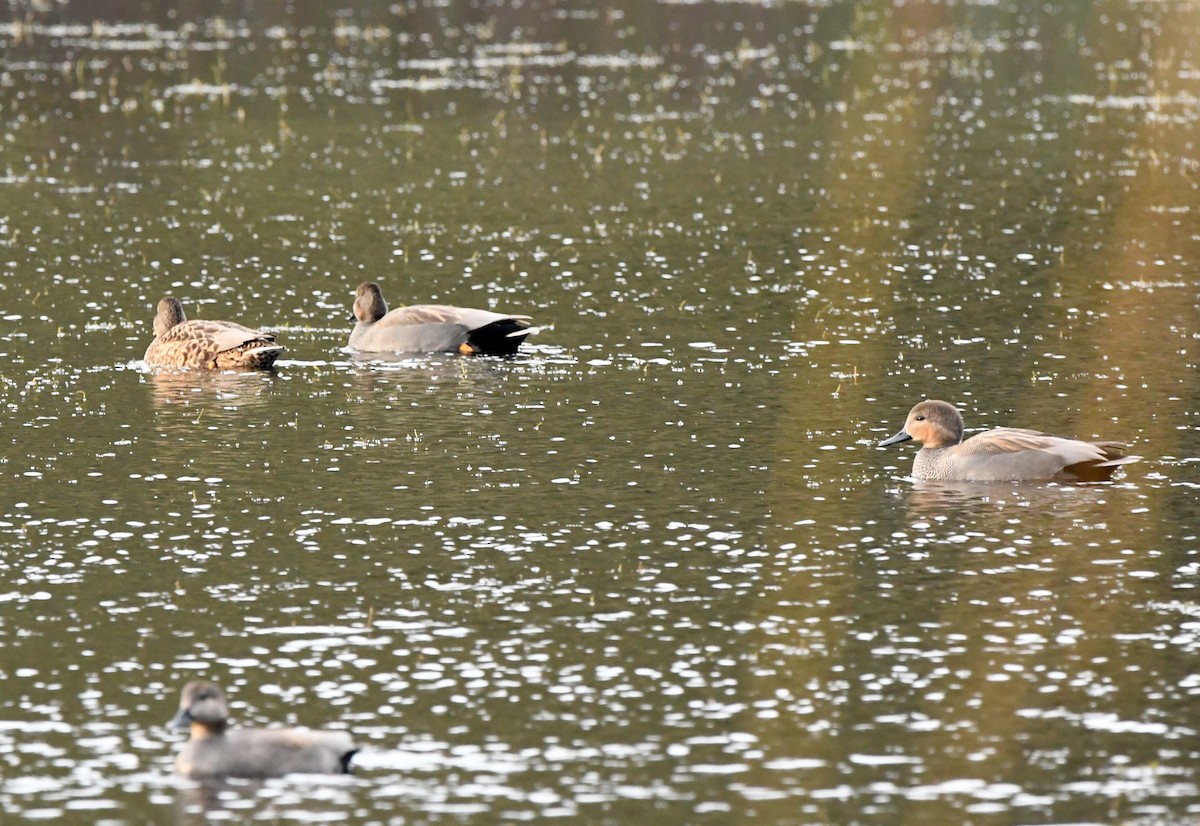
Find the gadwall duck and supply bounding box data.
[144,297,283,370]
[880,399,1138,482]
[171,680,358,779]
[349,281,535,355]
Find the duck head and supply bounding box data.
[353,282,388,323]
[880,400,965,449]
[171,680,231,736]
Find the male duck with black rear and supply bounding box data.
[880,399,1138,483]
[348,281,535,356]
[171,680,358,779]
[144,296,284,370]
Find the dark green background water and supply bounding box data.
[0,0,1197,822]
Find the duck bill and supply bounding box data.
[879,428,913,447]
[170,709,193,731]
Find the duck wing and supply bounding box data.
[147,319,279,368]
[377,304,531,332]
[971,428,1124,459]
[160,319,275,352]
[217,728,358,776]
[354,304,534,354]
[963,427,1133,481]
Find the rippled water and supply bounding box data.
[1,0,1198,823]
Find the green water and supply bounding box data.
[0,0,1197,822]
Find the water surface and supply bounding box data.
[0,0,1197,823]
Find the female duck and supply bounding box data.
[880,400,1137,482]
[349,281,534,355]
[144,297,283,370]
[171,680,357,779]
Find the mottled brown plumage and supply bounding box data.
[144,296,283,370]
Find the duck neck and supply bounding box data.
[348,322,370,348]
[190,721,227,740]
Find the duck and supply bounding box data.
[879,399,1138,482]
[170,680,358,779]
[144,296,284,370]
[348,281,535,355]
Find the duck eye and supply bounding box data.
[915,415,925,421]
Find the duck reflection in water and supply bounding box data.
[147,368,277,436]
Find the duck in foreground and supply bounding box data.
[144,297,283,370]
[171,680,358,779]
[880,399,1138,482]
[349,281,535,355]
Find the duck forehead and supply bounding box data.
[185,681,225,706]
[917,401,959,424]
[181,679,206,698]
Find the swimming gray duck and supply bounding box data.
[171,680,358,779]
[144,297,283,370]
[348,281,534,355]
[880,400,1138,482]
